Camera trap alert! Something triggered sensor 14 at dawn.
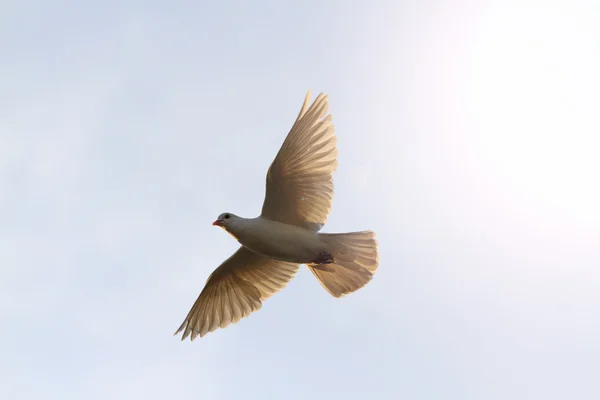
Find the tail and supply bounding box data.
[308,231,379,298]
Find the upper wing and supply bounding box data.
[175,247,300,340]
[261,91,338,231]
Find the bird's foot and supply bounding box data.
[311,251,334,264]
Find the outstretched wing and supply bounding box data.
[175,247,300,340]
[261,91,338,231]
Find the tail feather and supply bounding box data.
[308,231,379,297]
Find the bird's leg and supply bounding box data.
[310,251,334,265]
[309,263,336,272]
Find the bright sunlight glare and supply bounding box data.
[464,3,600,224]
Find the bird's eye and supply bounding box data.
[224,214,230,219]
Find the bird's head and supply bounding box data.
[212,212,238,230]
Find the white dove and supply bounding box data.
[175,91,379,340]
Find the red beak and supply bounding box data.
[212,219,223,226]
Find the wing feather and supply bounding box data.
[175,247,299,340]
[261,91,338,231]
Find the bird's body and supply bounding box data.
[228,216,327,264]
[175,90,379,340]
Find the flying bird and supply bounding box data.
[175,91,379,340]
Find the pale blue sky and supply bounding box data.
[2,1,600,399]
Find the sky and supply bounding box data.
[1,0,600,399]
